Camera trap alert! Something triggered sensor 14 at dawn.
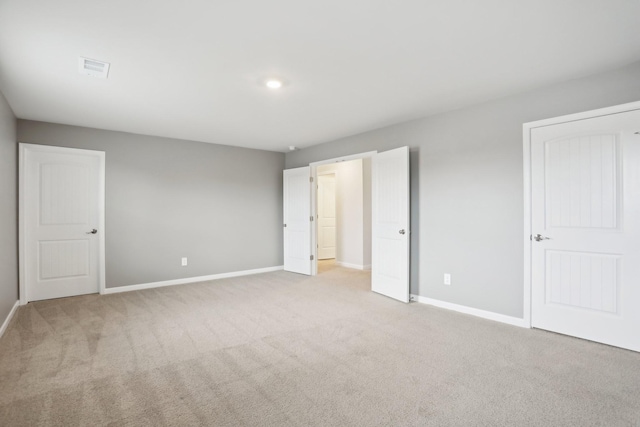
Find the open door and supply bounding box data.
[283,166,312,275]
[372,146,410,302]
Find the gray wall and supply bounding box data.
[286,60,640,319]
[18,121,285,289]
[0,90,17,323]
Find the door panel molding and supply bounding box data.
[19,143,106,304]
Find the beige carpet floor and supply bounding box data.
[1,262,639,426]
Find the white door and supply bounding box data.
[283,166,312,275]
[317,173,336,260]
[372,146,410,302]
[530,109,640,351]
[21,144,105,302]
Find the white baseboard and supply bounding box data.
[335,261,368,270]
[0,300,20,339]
[102,266,284,295]
[410,294,529,328]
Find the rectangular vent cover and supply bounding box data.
[78,57,110,78]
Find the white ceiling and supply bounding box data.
[0,1,639,152]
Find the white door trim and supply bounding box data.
[18,143,106,304]
[309,151,376,275]
[522,100,640,328]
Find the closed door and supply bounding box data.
[283,166,311,275]
[372,147,410,302]
[21,144,105,302]
[317,173,336,259]
[530,109,640,351]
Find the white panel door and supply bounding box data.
[317,173,336,260]
[22,144,104,302]
[531,109,640,351]
[372,147,410,302]
[283,166,311,275]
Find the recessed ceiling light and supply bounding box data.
[265,79,283,89]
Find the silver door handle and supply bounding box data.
[532,233,550,242]
[86,229,97,234]
[399,229,406,235]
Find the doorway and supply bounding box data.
[315,158,371,276]
[283,147,410,302]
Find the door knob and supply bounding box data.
[532,233,550,242]
[399,229,406,235]
[86,229,98,234]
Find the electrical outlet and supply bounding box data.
[181,257,188,267]
[444,273,451,285]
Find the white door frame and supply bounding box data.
[522,100,640,328]
[18,143,106,305]
[309,151,377,276]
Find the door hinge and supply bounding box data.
[310,216,314,221]
[310,255,314,260]
[310,177,314,183]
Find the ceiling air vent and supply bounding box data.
[78,57,110,78]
